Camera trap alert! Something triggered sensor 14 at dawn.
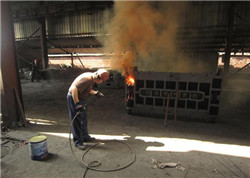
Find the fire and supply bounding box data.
[126,76,135,86]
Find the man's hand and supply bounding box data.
[75,102,84,112]
[95,91,104,98]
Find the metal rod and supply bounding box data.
[234,62,250,74]
[164,92,170,127]
[71,53,74,68]
[234,12,250,29]
[17,55,30,64]
[47,39,70,54]
[16,28,40,50]
[40,17,48,69]
[224,2,236,74]
[174,83,179,126]
[75,52,85,68]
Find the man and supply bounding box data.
[67,69,109,149]
[31,58,41,82]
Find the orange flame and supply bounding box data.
[126,76,135,86]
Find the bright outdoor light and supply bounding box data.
[136,136,250,158]
[40,132,130,141]
[27,118,58,126]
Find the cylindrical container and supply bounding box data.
[28,135,48,160]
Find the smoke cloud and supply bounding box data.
[103,2,210,76]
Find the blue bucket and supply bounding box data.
[28,135,48,160]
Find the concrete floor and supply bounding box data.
[1,76,250,178]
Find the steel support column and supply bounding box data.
[224,2,236,74]
[1,1,24,128]
[39,17,48,69]
[71,53,74,68]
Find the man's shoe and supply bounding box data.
[85,137,96,142]
[76,144,86,150]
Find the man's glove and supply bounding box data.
[75,102,84,112]
[95,91,104,98]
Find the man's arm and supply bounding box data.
[89,89,98,95]
[71,86,80,104]
[90,89,104,97]
[71,86,84,111]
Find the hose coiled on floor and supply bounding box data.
[69,111,136,178]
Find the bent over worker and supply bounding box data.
[67,69,109,149]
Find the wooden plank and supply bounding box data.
[164,93,170,127]
[14,88,27,127]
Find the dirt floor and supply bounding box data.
[1,69,250,178]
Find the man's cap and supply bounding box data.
[96,69,109,81]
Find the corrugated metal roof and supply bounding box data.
[14,8,112,38]
[14,20,40,39]
[12,1,250,53]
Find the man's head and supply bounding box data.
[34,59,39,64]
[95,69,110,84]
